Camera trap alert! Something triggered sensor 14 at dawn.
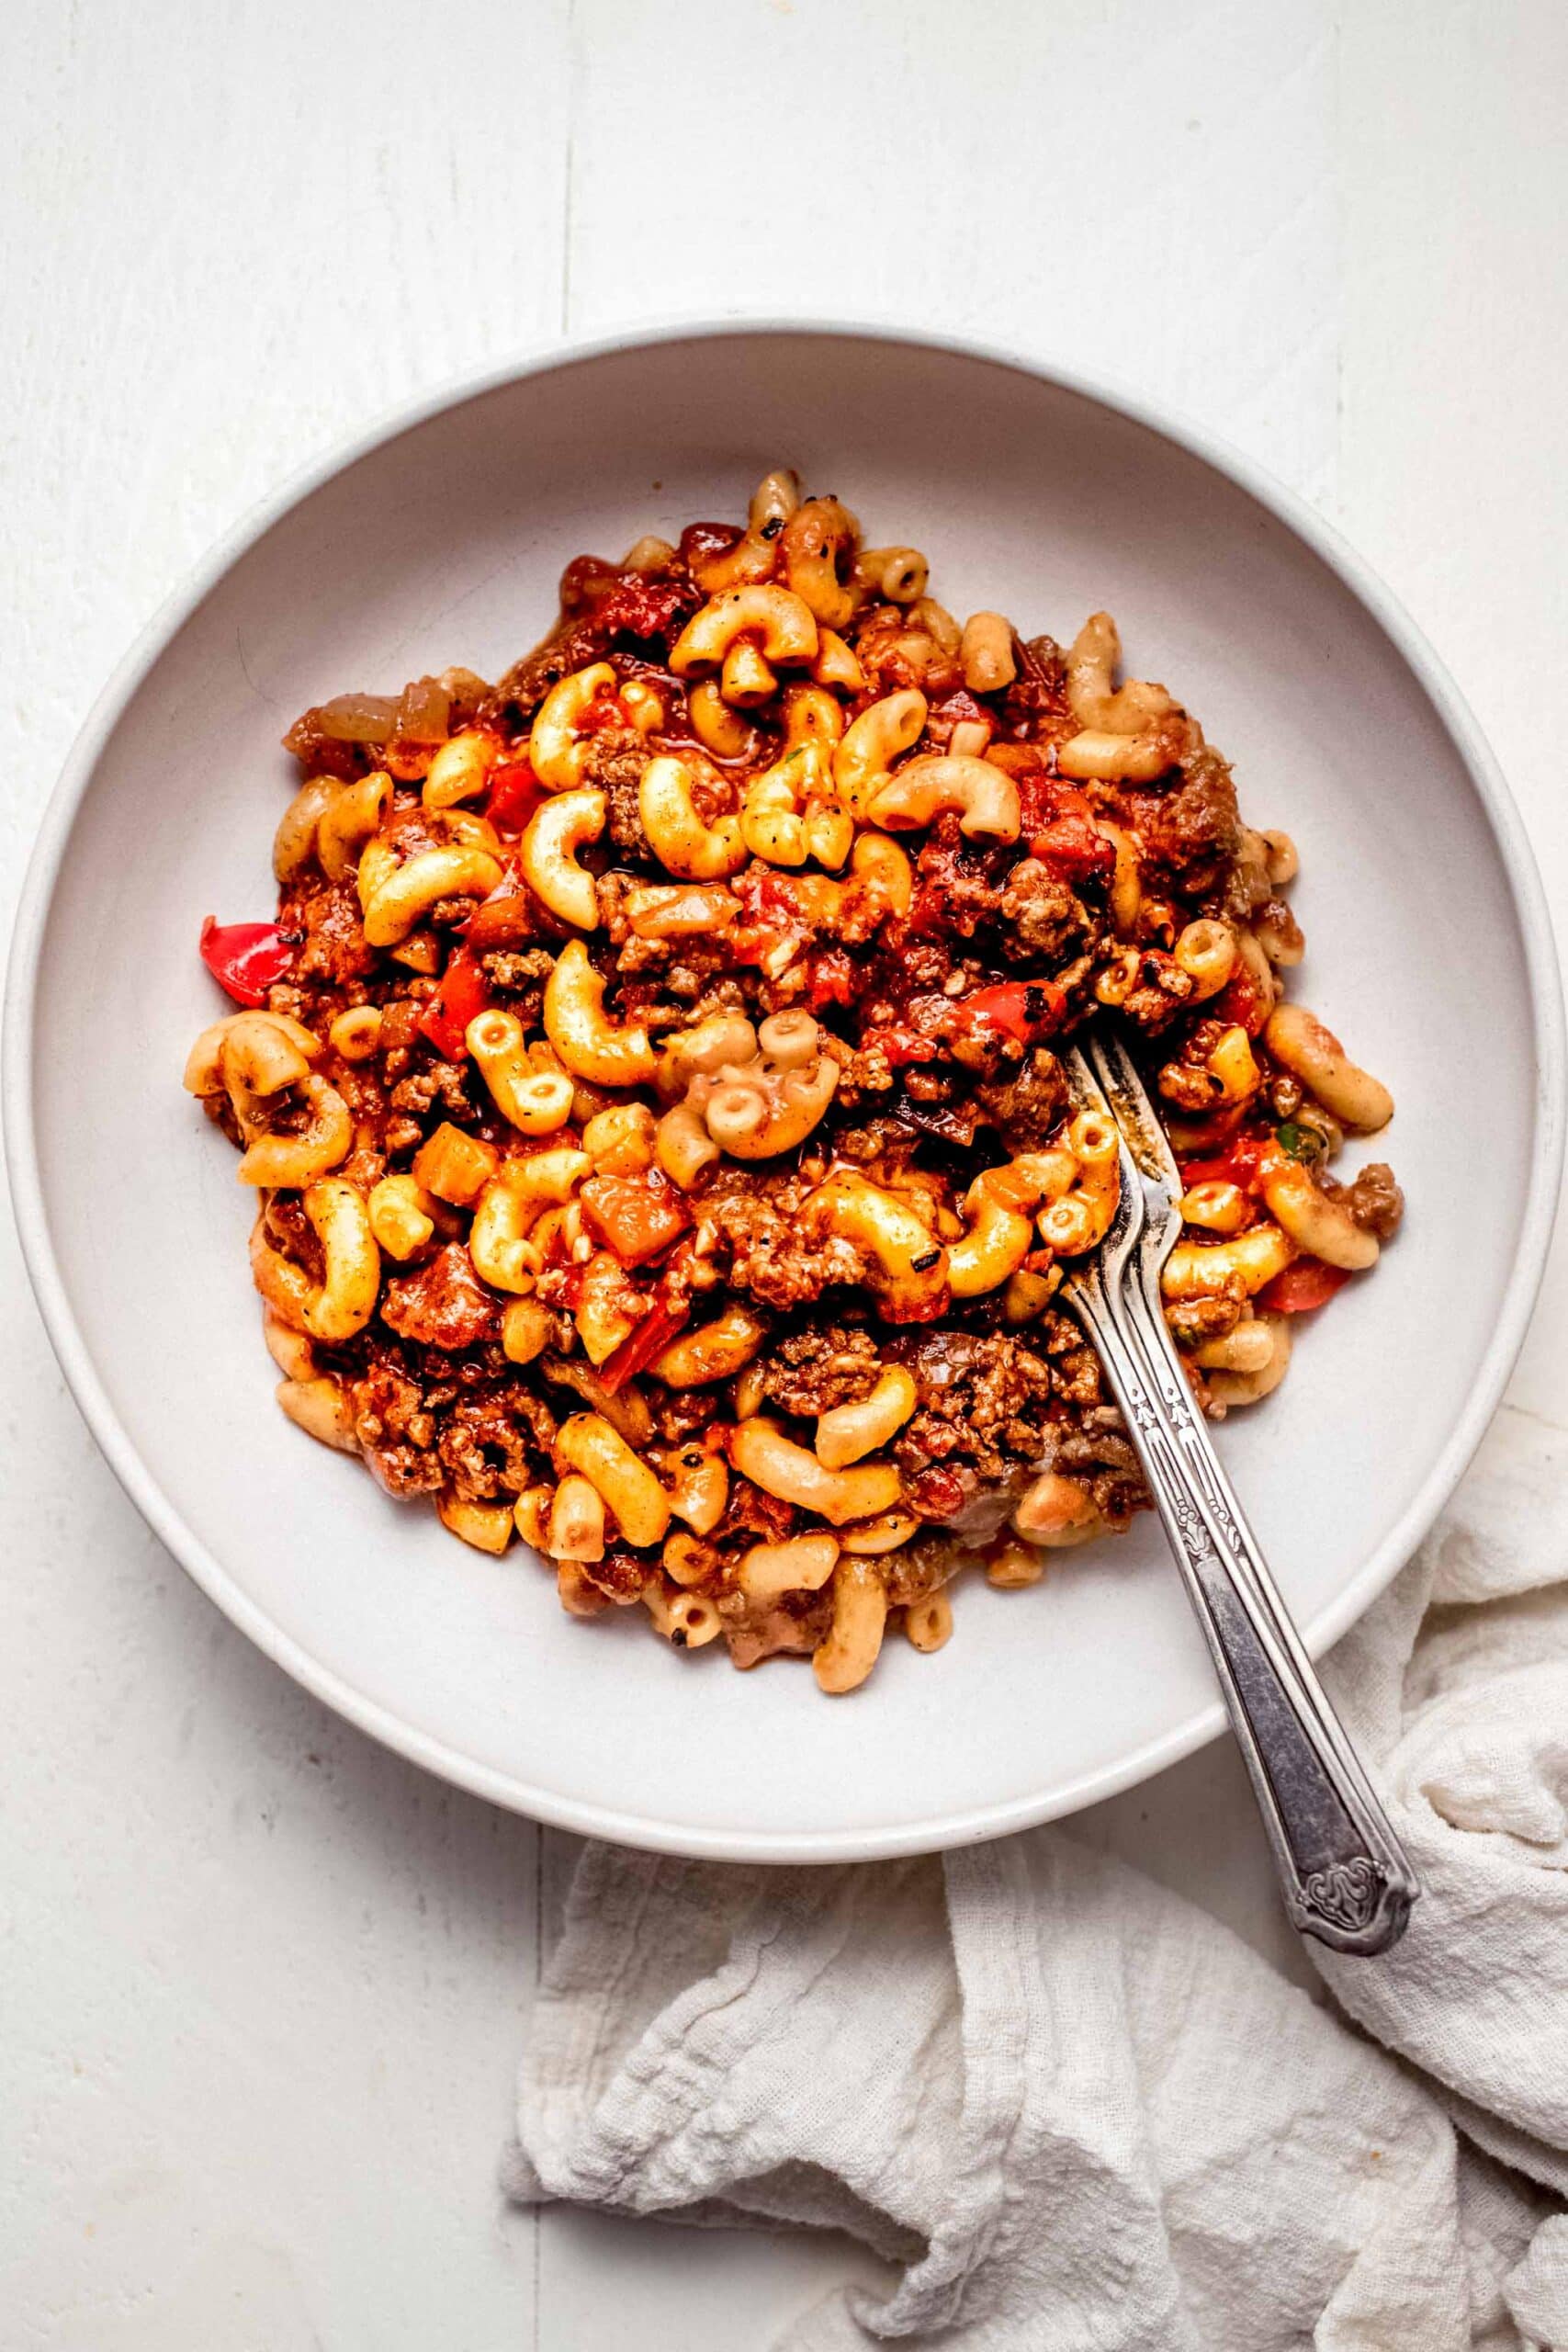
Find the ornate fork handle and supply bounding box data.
[1068,1253,1417,1955]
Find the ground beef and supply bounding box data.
[581,1549,651,1604]
[888,1330,1057,1494]
[278,876,377,988]
[263,1193,324,1282]
[351,1360,446,1498]
[702,1176,866,1312]
[1000,634,1072,734]
[1049,1405,1145,1523]
[1164,1296,1243,1349]
[1114,745,1239,892]
[758,1324,881,1418]
[1325,1161,1404,1241]
[974,1048,1067,1148]
[389,1058,475,1123]
[910,826,1014,939]
[580,725,652,815]
[998,859,1086,959]
[1123,752,1241,888]
[479,570,697,730]
[380,1244,501,1351]
[437,1393,547,1501]
[1119,951,1196,1035]
[715,1476,797,1549]
[481,615,622,727]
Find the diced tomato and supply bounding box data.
[198,916,294,1006]
[484,757,547,836]
[1258,1259,1353,1315]
[804,946,860,1012]
[598,1292,692,1393]
[592,575,694,643]
[1030,813,1116,886]
[728,866,811,971]
[581,687,628,734]
[1015,769,1094,839]
[580,1173,690,1268]
[1213,964,1268,1037]
[1178,1131,1280,1196]
[864,1023,940,1069]
[953,979,1066,1046]
[417,948,492,1060]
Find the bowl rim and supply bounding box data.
[6,314,1564,1862]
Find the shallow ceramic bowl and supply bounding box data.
[7,324,1562,1860]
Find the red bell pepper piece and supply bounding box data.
[598,1291,692,1394]
[198,915,294,1007]
[484,756,547,837]
[1258,1258,1352,1314]
[417,948,492,1060]
[954,979,1066,1046]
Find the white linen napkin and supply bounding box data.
[503,1407,1568,2349]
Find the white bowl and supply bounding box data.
[7,323,1562,1860]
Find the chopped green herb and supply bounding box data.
[1275,1120,1325,1163]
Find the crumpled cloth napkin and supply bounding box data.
[503,1407,1568,2348]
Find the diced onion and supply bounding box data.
[315,692,400,743]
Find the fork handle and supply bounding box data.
[1070,1271,1417,1954]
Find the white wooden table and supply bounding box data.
[4,4,1565,2344]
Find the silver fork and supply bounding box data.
[1056,1033,1418,1955]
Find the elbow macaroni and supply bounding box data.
[189,467,1398,1693]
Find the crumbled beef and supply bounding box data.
[998,859,1086,959]
[383,1114,423,1159]
[1165,1296,1243,1349]
[1120,951,1195,1035]
[974,1048,1067,1148]
[437,1392,549,1501]
[481,616,623,728]
[702,1173,866,1312]
[351,1360,446,1498]
[582,732,656,856]
[1116,745,1239,891]
[389,1059,476,1122]
[480,571,697,729]
[1000,634,1072,734]
[715,1476,797,1548]
[380,1244,501,1351]
[1325,1161,1404,1242]
[651,1388,716,1443]
[278,876,377,987]
[479,947,553,1027]
[759,1325,881,1418]
[889,1330,1056,1493]
[264,1193,324,1282]
[909,825,1014,939]
[581,1549,651,1603]
[1049,1405,1145,1523]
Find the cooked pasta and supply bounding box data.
[185,472,1401,1692]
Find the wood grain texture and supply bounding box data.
[2,0,1565,2343]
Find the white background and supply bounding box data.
[4,3,1566,2345]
